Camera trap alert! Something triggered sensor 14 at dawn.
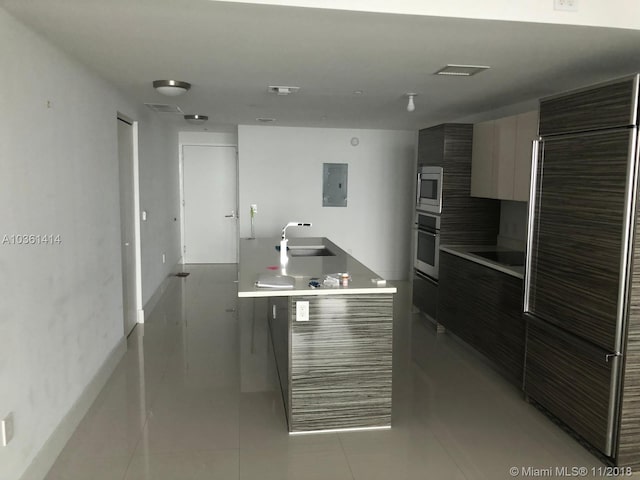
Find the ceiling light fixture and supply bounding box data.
[434,64,490,77]
[406,93,417,112]
[152,80,191,96]
[184,114,208,125]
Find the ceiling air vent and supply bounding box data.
[256,117,276,123]
[144,103,184,113]
[267,86,300,96]
[434,64,490,77]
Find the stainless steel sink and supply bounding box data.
[287,245,336,257]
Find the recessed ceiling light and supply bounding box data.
[256,117,276,123]
[184,114,208,125]
[267,86,300,96]
[152,80,191,96]
[434,64,490,77]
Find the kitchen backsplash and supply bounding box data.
[497,200,528,251]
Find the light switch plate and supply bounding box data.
[1,412,14,447]
[296,301,309,321]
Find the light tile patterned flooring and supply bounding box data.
[45,264,605,479]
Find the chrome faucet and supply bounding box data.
[280,222,312,264]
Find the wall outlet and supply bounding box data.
[1,412,14,447]
[554,0,578,11]
[162,253,166,264]
[296,301,309,321]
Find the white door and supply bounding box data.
[183,145,238,263]
[117,118,138,336]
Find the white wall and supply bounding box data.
[238,125,415,280]
[216,0,640,30]
[139,121,181,307]
[179,130,238,146]
[0,8,180,480]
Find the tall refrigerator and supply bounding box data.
[524,74,640,466]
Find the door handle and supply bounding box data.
[523,138,541,314]
[224,210,236,218]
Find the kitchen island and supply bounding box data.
[238,237,396,433]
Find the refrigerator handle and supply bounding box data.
[606,352,621,363]
[523,138,541,313]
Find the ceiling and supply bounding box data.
[3,0,640,131]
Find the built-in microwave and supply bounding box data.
[416,166,443,214]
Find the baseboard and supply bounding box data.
[142,261,182,319]
[19,338,127,480]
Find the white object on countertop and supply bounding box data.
[323,276,340,287]
[256,274,295,289]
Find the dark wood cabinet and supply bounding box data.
[413,124,501,321]
[438,252,525,385]
[412,271,438,321]
[418,124,500,245]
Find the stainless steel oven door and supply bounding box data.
[417,167,443,214]
[414,224,440,280]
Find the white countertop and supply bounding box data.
[238,237,397,297]
[440,245,524,279]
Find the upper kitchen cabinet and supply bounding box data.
[513,111,538,201]
[470,111,539,202]
[417,126,444,167]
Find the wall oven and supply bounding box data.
[414,209,441,280]
[416,166,443,214]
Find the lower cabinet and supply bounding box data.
[438,252,525,385]
[412,271,438,321]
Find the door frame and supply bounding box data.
[117,113,144,328]
[179,143,239,264]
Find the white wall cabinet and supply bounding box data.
[471,110,538,202]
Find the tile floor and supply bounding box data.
[45,264,607,480]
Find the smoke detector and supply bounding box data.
[268,86,300,96]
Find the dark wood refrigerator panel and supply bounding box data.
[527,130,633,351]
[525,320,615,455]
[539,75,638,136]
[618,160,640,466]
